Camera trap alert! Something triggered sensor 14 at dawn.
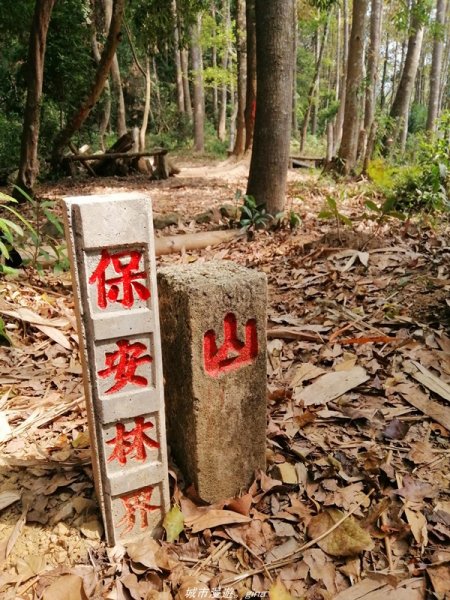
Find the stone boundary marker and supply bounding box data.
[62,192,170,546]
[158,262,267,503]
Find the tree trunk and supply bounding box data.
[190,14,205,152]
[211,2,219,125]
[387,3,425,151]
[292,0,298,137]
[51,0,125,167]
[337,0,368,174]
[299,15,330,152]
[90,11,111,152]
[247,0,294,214]
[244,0,257,151]
[333,0,349,153]
[181,48,192,117]
[427,0,447,131]
[16,0,56,197]
[172,0,185,114]
[380,35,389,110]
[232,0,247,156]
[361,0,383,159]
[103,0,127,138]
[218,0,231,142]
[139,56,151,151]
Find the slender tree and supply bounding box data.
[190,13,205,152]
[362,0,382,153]
[427,0,447,131]
[232,0,247,156]
[104,0,127,137]
[247,0,294,214]
[334,0,349,153]
[299,13,331,152]
[387,1,426,152]
[51,0,125,167]
[15,0,57,197]
[337,0,368,174]
[244,0,257,150]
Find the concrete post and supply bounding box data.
[62,192,170,546]
[158,262,267,503]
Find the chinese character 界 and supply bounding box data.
[89,248,150,309]
[108,417,159,465]
[118,486,159,533]
[98,339,152,394]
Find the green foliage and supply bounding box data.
[273,209,302,231]
[319,196,352,227]
[368,112,450,217]
[408,103,427,134]
[0,316,11,347]
[238,193,272,232]
[0,191,36,274]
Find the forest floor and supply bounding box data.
[1,158,450,600]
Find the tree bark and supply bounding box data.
[172,0,185,114]
[427,0,447,131]
[361,0,383,159]
[337,0,368,174]
[232,0,247,156]
[299,14,330,152]
[218,0,231,142]
[103,0,127,137]
[16,0,56,197]
[247,0,294,214]
[51,0,125,167]
[140,57,151,151]
[387,2,425,151]
[292,0,298,137]
[190,14,205,152]
[333,0,349,153]
[90,8,111,152]
[244,0,257,151]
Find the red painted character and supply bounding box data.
[203,313,258,377]
[89,248,150,309]
[98,339,152,394]
[107,416,159,465]
[118,486,159,534]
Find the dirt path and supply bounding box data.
[1,162,449,599]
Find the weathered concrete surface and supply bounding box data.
[62,192,170,546]
[158,262,267,503]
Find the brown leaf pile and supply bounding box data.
[1,164,450,599]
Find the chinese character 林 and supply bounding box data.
[107,417,159,465]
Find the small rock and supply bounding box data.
[220,204,241,220]
[153,212,181,230]
[195,210,214,224]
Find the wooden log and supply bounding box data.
[65,149,167,162]
[18,230,245,266]
[155,229,244,255]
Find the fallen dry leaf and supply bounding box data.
[294,366,369,406]
[42,574,88,600]
[269,577,295,600]
[307,508,374,557]
[163,505,184,542]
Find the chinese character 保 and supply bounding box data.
[89,248,150,309]
[107,416,159,465]
[118,486,159,534]
[98,339,152,394]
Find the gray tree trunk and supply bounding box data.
[388,3,425,151]
[16,0,56,197]
[218,0,231,142]
[362,0,383,160]
[244,0,257,150]
[427,0,447,131]
[247,0,295,214]
[333,0,349,153]
[232,0,247,156]
[103,0,127,137]
[172,0,185,114]
[190,14,205,152]
[338,0,368,173]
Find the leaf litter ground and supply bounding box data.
[1,159,450,599]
